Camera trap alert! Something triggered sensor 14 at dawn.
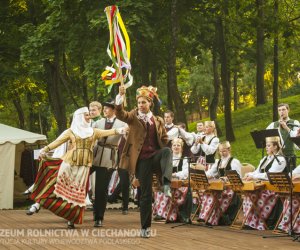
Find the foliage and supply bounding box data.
[189,94,300,166]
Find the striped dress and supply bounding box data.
[30,158,87,224]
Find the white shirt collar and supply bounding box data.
[137,111,153,125]
[106,115,116,123]
[165,123,174,129]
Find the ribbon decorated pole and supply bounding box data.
[102,6,133,92]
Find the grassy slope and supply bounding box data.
[188,95,300,167]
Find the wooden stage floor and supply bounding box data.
[0,209,299,249]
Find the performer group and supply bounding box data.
[24,86,300,238]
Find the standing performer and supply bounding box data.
[91,100,127,227]
[30,107,121,229]
[267,103,299,165]
[89,101,103,126]
[191,121,219,169]
[115,85,172,238]
[88,101,103,207]
[164,111,194,157]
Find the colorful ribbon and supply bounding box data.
[102,6,133,88]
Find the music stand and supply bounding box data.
[225,170,245,229]
[262,172,296,239]
[226,170,244,191]
[267,172,292,193]
[250,129,279,158]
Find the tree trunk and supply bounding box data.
[216,17,235,141]
[12,97,25,129]
[80,58,89,106]
[256,0,266,105]
[43,52,67,135]
[27,92,35,132]
[167,0,187,126]
[233,70,238,111]
[273,0,279,121]
[210,47,222,136]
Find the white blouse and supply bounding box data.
[191,134,219,156]
[246,155,286,180]
[173,154,189,180]
[206,156,242,178]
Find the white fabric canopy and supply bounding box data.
[0,123,46,145]
[0,123,46,209]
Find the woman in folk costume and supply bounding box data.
[277,165,300,233]
[198,141,242,225]
[115,85,172,238]
[28,107,121,229]
[243,136,286,230]
[190,121,219,170]
[152,138,190,222]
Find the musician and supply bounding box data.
[192,122,205,142]
[164,111,194,157]
[91,100,128,227]
[152,138,190,222]
[293,164,300,180]
[243,136,287,230]
[266,103,299,158]
[206,141,242,179]
[191,121,219,169]
[115,85,172,238]
[244,136,286,181]
[197,141,242,225]
[277,165,300,233]
[164,110,175,132]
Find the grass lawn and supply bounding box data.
[188,95,300,167]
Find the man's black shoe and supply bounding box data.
[94,220,103,227]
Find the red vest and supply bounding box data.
[139,117,159,159]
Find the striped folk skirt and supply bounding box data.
[30,159,89,224]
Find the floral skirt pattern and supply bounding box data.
[277,195,300,233]
[198,188,235,225]
[152,187,188,221]
[243,190,278,230]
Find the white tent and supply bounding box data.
[0,123,47,209]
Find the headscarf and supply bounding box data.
[70,107,93,139]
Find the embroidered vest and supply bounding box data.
[217,157,234,177]
[173,158,184,173]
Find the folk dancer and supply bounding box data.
[29,107,122,229]
[91,100,128,227]
[115,85,173,238]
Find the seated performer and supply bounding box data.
[191,121,219,169]
[152,138,190,222]
[243,136,286,230]
[197,141,242,225]
[277,165,300,233]
[28,107,123,229]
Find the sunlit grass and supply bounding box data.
[188,95,300,167]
